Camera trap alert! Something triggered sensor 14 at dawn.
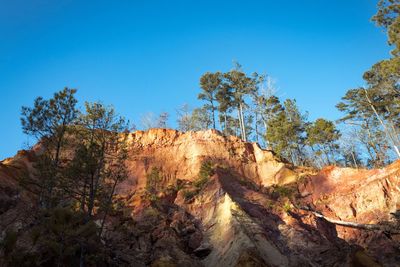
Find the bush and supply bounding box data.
[193,176,208,189]
[198,161,214,181]
[183,189,198,201]
[283,201,291,213]
[146,167,162,193]
[272,185,295,199]
[194,161,214,189]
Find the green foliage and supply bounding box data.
[193,160,214,189]
[271,185,295,199]
[265,98,308,165]
[146,167,162,193]
[306,118,341,165]
[21,87,78,140]
[183,189,198,201]
[196,63,263,140]
[283,201,291,213]
[372,0,400,56]
[2,207,107,267]
[307,119,340,146]
[20,88,79,208]
[35,207,103,266]
[19,91,130,266]
[174,179,185,191]
[198,160,214,182]
[336,0,400,167]
[181,161,215,202]
[198,72,222,129]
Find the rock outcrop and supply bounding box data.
[1,128,399,266]
[120,128,299,194]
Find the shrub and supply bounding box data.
[175,179,185,191]
[193,176,208,189]
[272,185,295,199]
[198,161,214,181]
[283,201,291,213]
[194,161,214,189]
[183,189,198,201]
[146,167,162,193]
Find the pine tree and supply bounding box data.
[215,81,234,135]
[337,0,400,161]
[265,98,307,165]
[198,72,222,129]
[71,102,129,266]
[306,118,341,165]
[20,87,78,207]
[223,66,258,141]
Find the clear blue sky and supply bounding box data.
[0,0,391,159]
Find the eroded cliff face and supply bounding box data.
[299,163,400,266]
[1,129,399,266]
[119,128,299,195]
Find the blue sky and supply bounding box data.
[0,0,392,159]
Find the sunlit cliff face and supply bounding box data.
[118,128,300,196]
[1,129,400,266]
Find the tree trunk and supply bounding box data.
[46,128,65,208]
[237,108,244,140]
[211,101,216,129]
[350,149,358,169]
[239,102,247,141]
[298,206,400,234]
[224,113,227,135]
[328,144,337,165]
[99,177,119,238]
[364,89,400,158]
[255,112,259,144]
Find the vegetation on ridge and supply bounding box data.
[0,1,399,266]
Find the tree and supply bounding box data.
[215,81,234,135]
[71,102,129,266]
[176,104,212,131]
[337,0,400,161]
[337,87,400,159]
[191,107,213,130]
[251,75,276,145]
[372,0,400,57]
[306,118,341,165]
[20,87,78,207]
[223,65,258,141]
[198,72,222,129]
[18,91,130,266]
[141,112,169,129]
[283,99,308,165]
[265,97,307,165]
[176,104,193,132]
[157,112,169,128]
[338,131,363,168]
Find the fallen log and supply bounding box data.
[297,206,400,235]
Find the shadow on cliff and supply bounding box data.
[211,166,356,266]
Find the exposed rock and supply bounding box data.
[0,129,399,266]
[119,129,298,196]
